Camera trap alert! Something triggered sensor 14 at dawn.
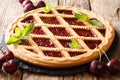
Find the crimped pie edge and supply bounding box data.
[5,6,115,68]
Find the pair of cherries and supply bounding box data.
[18,0,45,12]
[90,48,120,76]
[0,49,18,74]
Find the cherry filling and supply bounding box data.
[40,11,52,14]
[59,40,82,48]
[98,29,106,37]
[57,10,73,15]
[43,51,63,57]
[31,27,45,35]
[84,40,101,49]
[74,28,96,37]
[40,17,60,24]
[90,18,97,20]
[59,40,71,48]
[49,27,71,36]
[19,40,30,45]
[64,18,85,26]
[27,49,37,54]
[32,38,55,47]
[22,16,35,23]
[69,52,86,57]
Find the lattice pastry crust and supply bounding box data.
[5,6,115,68]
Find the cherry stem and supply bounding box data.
[97,46,110,62]
[100,48,110,62]
[96,46,101,62]
[0,47,5,54]
[0,47,9,63]
[98,49,101,62]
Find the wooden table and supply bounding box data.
[0,0,120,80]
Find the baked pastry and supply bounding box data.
[5,6,115,68]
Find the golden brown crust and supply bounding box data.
[5,6,115,68]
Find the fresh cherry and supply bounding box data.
[35,0,45,9]
[0,50,14,63]
[90,60,105,76]
[106,58,120,75]
[23,2,35,12]
[18,0,25,4]
[0,60,2,69]
[0,48,18,74]
[2,59,18,74]
[0,54,6,63]
[22,0,32,7]
[5,50,14,60]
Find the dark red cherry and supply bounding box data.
[90,60,105,76]
[2,59,18,74]
[5,50,14,60]
[35,0,45,9]
[22,0,32,7]
[23,3,35,12]
[18,0,25,4]
[106,58,120,75]
[0,54,6,63]
[0,60,2,69]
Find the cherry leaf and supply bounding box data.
[15,27,21,37]
[74,13,89,22]
[43,3,52,13]
[89,19,104,27]
[69,39,80,49]
[6,36,21,45]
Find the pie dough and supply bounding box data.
[5,6,115,68]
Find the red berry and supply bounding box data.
[23,3,35,12]
[5,50,14,60]
[22,0,33,7]
[106,59,120,75]
[2,60,18,74]
[0,54,6,63]
[35,0,45,9]
[90,60,105,76]
[0,60,2,69]
[18,0,25,4]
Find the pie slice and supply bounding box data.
[5,6,115,68]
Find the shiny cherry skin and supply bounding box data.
[2,59,18,74]
[0,60,2,69]
[23,2,35,12]
[0,54,6,63]
[5,50,14,60]
[18,0,25,4]
[90,60,105,76]
[106,58,120,75]
[35,0,45,9]
[22,0,32,7]
[0,50,14,63]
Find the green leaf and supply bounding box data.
[89,19,104,27]
[6,23,34,45]
[22,36,29,40]
[6,36,21,45]
[43,3,52,13]
[69,43,74,48]
[69,39,80,49]
[74,13,89,22]
[21,23,34,37]
[15,27,21,37]
[74,13,104,27]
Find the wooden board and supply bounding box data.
[0,0,120,80]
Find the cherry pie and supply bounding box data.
[5,6,115,68]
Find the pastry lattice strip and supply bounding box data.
[14,7,107,59]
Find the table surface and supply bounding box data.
[0,0,120,80]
